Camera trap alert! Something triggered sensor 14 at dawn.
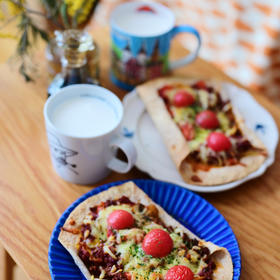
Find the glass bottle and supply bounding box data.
[45,37,63,82]
[47,29,100,97]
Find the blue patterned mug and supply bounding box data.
[110,1,201,90]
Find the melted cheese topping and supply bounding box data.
[81,204,210,280]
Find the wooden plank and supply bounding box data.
[14,264,30,280]
[0,243,30,280]
[0,26,279,280]
[0,244,16,280]
[0,244,8,280]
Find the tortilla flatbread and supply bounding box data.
[59,181,233,279]
[137,77,267,185]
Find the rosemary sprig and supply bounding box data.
[59,2,70,29]
[15,13,49,81]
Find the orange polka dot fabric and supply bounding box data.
[93,0,280,103]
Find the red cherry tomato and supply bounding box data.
[180,123,195,141]
[142,229,173,258]
[207,132,232,152]
[137,5,155,13]
[124,273,132,280]
[196,110,219,129]
[107,227,114,237]
[107,210,134,230]
[165,265,194,280]
[194,80,207,89]
[173,90,195,107]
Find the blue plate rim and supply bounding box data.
[48,179,241,279]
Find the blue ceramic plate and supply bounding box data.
[48,179,241,279]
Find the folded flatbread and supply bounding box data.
[137,77,267,186]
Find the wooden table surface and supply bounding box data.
[0,27,279,280]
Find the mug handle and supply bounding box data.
[169,25,201,70]
[107,136,137,173]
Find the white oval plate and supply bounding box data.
[121,83,279,193]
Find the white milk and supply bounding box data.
[115,12,170,36]
[51,96,118,137]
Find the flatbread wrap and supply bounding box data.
[137,77,267,185]
[59,181,233,279]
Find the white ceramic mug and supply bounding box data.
[44,84,137,185]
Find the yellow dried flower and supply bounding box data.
[65,0,96,25]
[0,32,17,39]
[0,0,6,20]
[7,0,24,16]
[0,10,4,20]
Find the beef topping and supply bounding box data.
[194,246,210,257]
[61,227,79,234]
[198,261,216,280]
[90,206,99,220]
[78,243,127,279]
[236,139,252,153]
[68,218,76,225]
[90,196,135,220]
[191,175,202,182]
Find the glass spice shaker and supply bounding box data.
[47,29,100,98]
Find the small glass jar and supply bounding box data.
[47,29,100,97]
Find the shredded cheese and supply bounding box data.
[99,267,106,279]
[81,202,211,280]
[103,245,117,259]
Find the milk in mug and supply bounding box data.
[114,10,171,36]
[50,96,119,138]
